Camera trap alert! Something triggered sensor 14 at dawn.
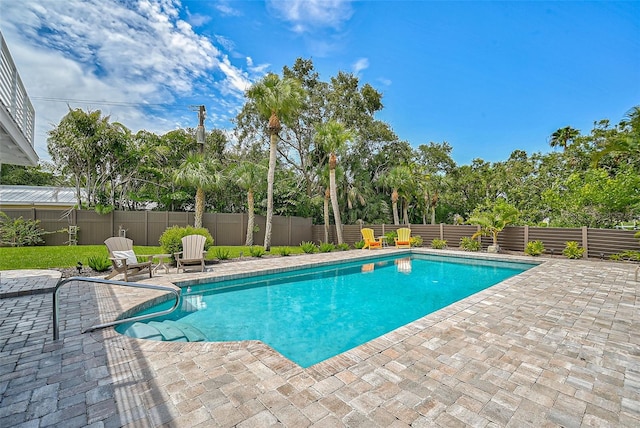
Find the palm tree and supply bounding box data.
[549,126,580,151]
[593,106,640,165]
[315,121,353,245]
[379,165,412,225]
[230,161,266,246]
[246,73,305,251]
[468,199,519,252]
[174,154,220,228]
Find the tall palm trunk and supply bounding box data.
[245,188,255,246]
[264,133,277,251]
[264,112,280,251]
[392,188,400,225]
[402,200,409,224]
[323,188,330,243]
[430,191,438,225]
[329,153,343,244]
[194,187,204,228]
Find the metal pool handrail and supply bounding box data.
[53,276,181,341]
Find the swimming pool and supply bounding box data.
[118,253,534,367]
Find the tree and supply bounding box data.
[315,121,353,244]
[414,142,455,224]
[245,73,305,251]
[230,161,266,245]
[592,106,640,168]
[379,165,412,225]
[47,108,122,208]
[549,126,580,151]
[468,199,519,252]
[0,164,56,186]
[174,154,220,228]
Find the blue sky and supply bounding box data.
[1,0,638,165]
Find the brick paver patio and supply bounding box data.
[1,249,638,427]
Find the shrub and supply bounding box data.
[563,241,585,259]
[159,226,214,257]
[0,212,47,247]
[410,235,423,247]
[248,246,265,257]
[336,243,350,251]
[319,242,335,253]
[300,241,318,254]
[460,236,481,252]
[274,246,291,256]
[384,231,397,246]
[525,240,545,256]
[354,240,365,249]
[431,239,447,249]
[212,247,231,260]
[87,255,111,272]
[609,250,640,261]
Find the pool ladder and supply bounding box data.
[53,276,181,341]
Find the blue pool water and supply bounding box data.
[118,254,534,367]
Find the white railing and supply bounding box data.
[0,32,35,147]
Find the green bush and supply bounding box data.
[159,226,214,257]
[87,255,111,272]
[319,242,335,253]
[563,241,585,259]
[384,231,397,246]
[212,247,231,260]
[248,246,265,257]
[274,246,291,256]
[609,250,640,261]
[336,243,350,251]
[300,241,318,254]
[460,236,481,252]
[0,211,48,247]
[354,240,365,249]
[525,240,545,256]
[410,235,423,247]
[431,239,447,249]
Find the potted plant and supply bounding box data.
[467,199,519,253]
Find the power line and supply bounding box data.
[31,96,188,108]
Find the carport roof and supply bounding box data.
[0,185,78,206]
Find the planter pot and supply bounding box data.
[487,245,500,253]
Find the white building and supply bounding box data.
[0,31,38,167]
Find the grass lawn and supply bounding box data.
[0,245,305,270]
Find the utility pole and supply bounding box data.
[190,105,206,153]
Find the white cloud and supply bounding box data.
[352,58,369,75]
[0,0,257,161]
[266,0,354,33]
[214,1,243,17]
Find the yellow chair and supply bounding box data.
[361,228,383,250]
[394,228,411,248]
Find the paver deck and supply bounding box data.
[1,249,638,427]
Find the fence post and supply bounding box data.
[144,210,149,246]
[524,225,529,251]
[440,223,444,240]
[582,226,589,258]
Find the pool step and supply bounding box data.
[121,320,206,342]
[148,321,188,342]
[162,320,206,342]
